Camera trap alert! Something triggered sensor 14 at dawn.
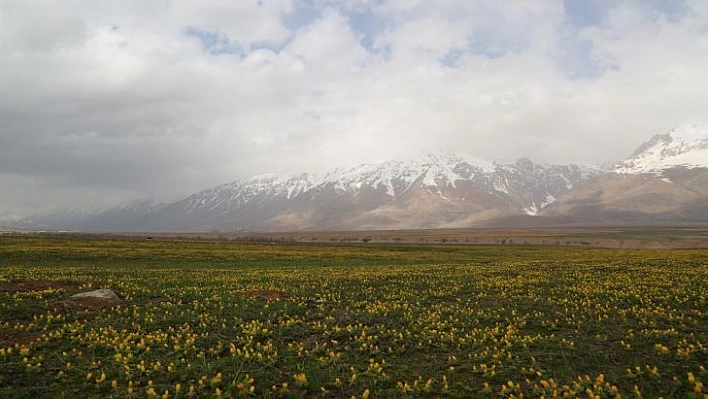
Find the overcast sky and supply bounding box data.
[1,0,708,217]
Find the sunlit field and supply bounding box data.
[1,235,706,398]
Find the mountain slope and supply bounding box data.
[132,152,592,231]
[11,125,708,232]
[12,200,166,231]
[542,124,708,222]
[615,124,708,174]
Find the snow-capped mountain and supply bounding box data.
[545,124,708,223]
[12,199,167,231]
[0,212,20,224]
[11,124,708,232]
[318,151,494,197]
[126,151,592,231]
[615,124,708,174]
[180,173,319,214]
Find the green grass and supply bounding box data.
[1,235,707,398]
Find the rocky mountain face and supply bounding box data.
[544,124,708,223]
[615,124,708,174]
[12,200,167,232]
[131,153,592,231]
[11,124,708,231]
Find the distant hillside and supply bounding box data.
[12,125,708,231]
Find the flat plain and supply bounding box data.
[0,234,707,398]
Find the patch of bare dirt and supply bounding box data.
[434,295,459,304]
[483,271,522,278]
[0,279,81,293]
[55,297,120,310]
[233,290,292,300]
[0,331,42,344]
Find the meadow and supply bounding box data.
[0,235,706,398]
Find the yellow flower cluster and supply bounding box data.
[0,237,706,397]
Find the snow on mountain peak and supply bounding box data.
[615,124,708,174]
[245,173,280,185]
[318,150,495,197]
[412,150,495,173]
[282,173,321,199]
[172,149,592,221]
[669,123,708,143]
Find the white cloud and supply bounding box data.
[1,0,707,215]
[287,9,371,71]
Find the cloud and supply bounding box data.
[1,0,707,216]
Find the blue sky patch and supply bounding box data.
[564,0,691,28]
[347,8,388,50]
[183,26,244,57]
[564,0,611,27]
[282,2,322,31]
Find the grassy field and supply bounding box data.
[0,235,707,398]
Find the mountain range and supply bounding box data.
[6,124,708,232]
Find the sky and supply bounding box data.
[1,0,708,217]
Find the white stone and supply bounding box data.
[70,288,121,301]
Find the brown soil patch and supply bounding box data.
[0,279,81,293]
[234,290,292,300]
[435,295,459,304]
[483,271,522,278]
[0,331,42,344]
[53,295,122,310]
[67,297,121,309]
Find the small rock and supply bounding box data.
[71,288,121,301]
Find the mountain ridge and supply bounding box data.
[9,125,708,232]
[615,124,708,174]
